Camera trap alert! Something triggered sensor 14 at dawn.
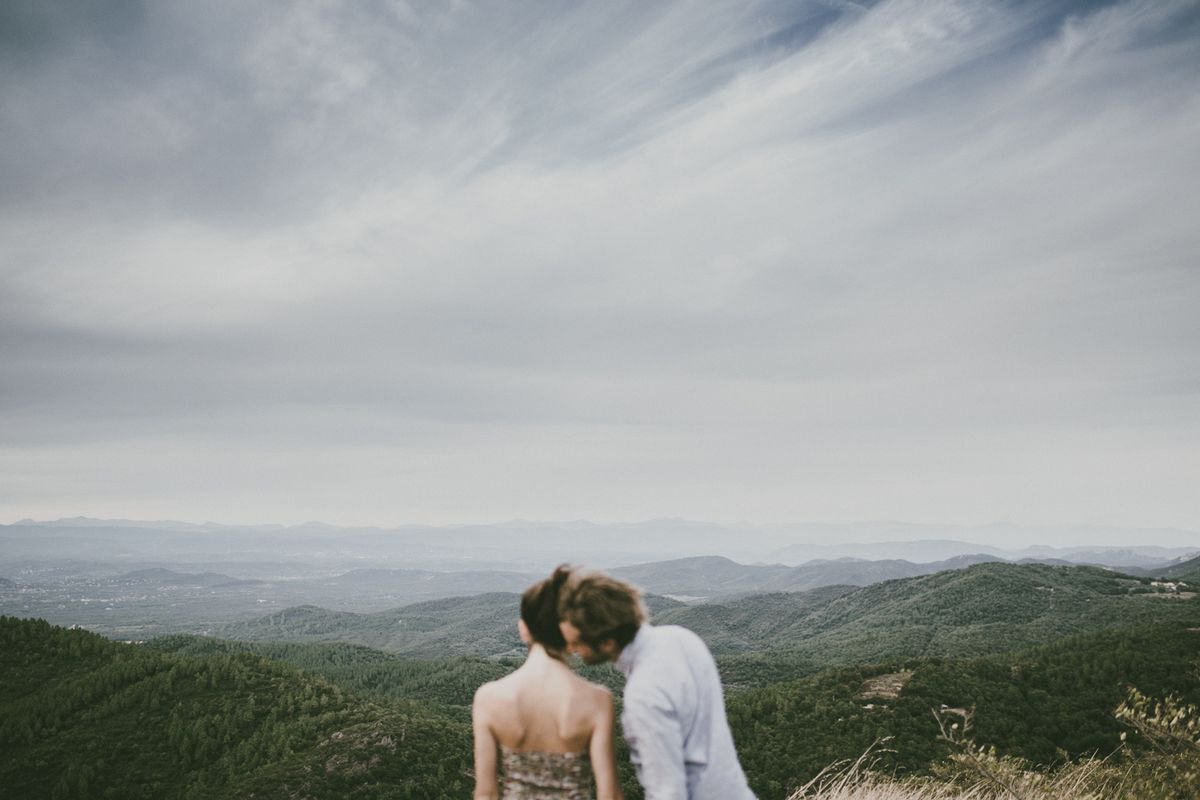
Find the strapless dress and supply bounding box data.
[500,745,595,799]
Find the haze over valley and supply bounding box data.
[3,516,1196,640]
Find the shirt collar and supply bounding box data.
[615,623,650,677]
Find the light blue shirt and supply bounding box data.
[615,624,757,800]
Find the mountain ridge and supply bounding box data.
[210,562,1199,666]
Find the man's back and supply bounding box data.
[617,624,756,800]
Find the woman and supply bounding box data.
[472,566,623,800]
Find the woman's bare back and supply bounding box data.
[473,646,621,799]
[478,649,608,753]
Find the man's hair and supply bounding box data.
[557,566,647,649]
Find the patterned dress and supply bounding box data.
[500,745,595,799]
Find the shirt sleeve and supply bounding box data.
[621,684,688,800]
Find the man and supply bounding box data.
[557,566,757,800]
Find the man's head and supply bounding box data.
[556,565,647,664]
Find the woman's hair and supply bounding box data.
[520,565,572,653]
[558,568,646,649]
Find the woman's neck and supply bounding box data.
[525,642,565,667]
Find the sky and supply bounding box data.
[1,0,1198,534]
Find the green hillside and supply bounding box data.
[613,554,1002,597]
[7,562,1198,799]
[658,562,1200,664]
[214,592,686,657]
[209,564,1198,672]
[0,616,472,799]
[1157,554,1200,582]
[147,635,515,715]
[651,585,858,652]
[214,594,524,657]
[6,610,1200,799]
[727,621,1200,798]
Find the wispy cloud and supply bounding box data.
[1,0,1197,530]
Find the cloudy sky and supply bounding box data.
[1,0,1198,533]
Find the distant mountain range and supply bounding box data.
[612,554,1005,598]
[320,567,536,594]
[766,540,1199,569]
[5,546,1196,644]
[1154,553,1200,581]
[119,568,268,588]
[215,595,523,658]
[214,562,1199,666]
[4,517,1196,572]
[212,593,686,658]
[116,566,538,595]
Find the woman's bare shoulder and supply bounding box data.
[473,679,496,706]
[474,672,519,705]
[581,681,614,733]
[575,676,613,707]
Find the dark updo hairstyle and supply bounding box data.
[520,565,572,654]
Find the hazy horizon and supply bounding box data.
[4,513,1198,552]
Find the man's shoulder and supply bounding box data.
[645,623,710,654]
[624,625,712,691]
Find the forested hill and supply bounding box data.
[656,562,1200,663]
[6,614,1200,799]
[213,563,1199,667]
[214,592,686,657]
[1157,553,1200,581]
[146,635,514,713]
[726,620,1200,798]
[611,553,1002,596]
[0,616,472,799]
[214,594,525,657]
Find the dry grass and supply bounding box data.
[785,686,1200,800]
[785,742,1122,800]
[787,773,990,800]
[785,741,984,800]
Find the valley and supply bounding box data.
[2,520,1197,799]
